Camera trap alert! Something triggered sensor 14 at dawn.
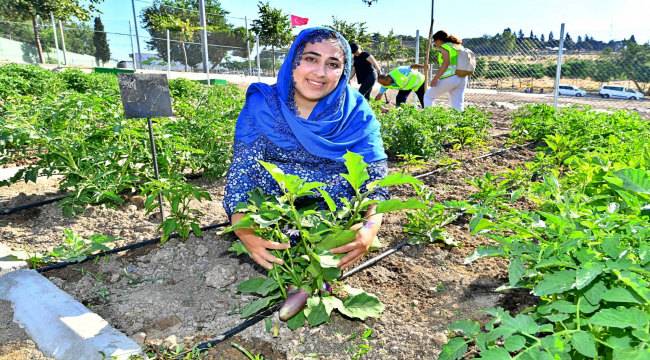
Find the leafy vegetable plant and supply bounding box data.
[226,151,425,329]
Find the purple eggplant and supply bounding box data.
[279,288,308,321]
[320,282,332,295]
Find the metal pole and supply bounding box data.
[415,29,420,64]
[58,20,67,65]
[424,0,435,88]
[146,118,165,221]
[166,29,171,75]
[255,34,261,82]
[553,23,566,110]
[128,21,136,71]
[50,13,61,66]
[245,16,252,76]
[198,0,210,82]
[130,0,142,69]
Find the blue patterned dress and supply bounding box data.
[223,136,389,217]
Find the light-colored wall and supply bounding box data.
[0,37,116,67]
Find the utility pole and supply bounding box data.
[424,0,435,87]
[553,23,566,110]
[198,0,210,82]
[130,0,142,69]
[50,13,61,66]
[245,16,252,76]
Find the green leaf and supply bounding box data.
[338,292,384,320]
[469,216,495,235]
[464,246,504,264]
[237,277,266,294]
[375,198,425,213]
[448,320,481,337]
[306,297,329,326]
[589,307,650,329]
[228,240,249,256]
[241,294,280,318]
[533,270,576,296]
[504,335,526,352]
[613,348,650,360]
[341,151,369,192]
[257,278,280,296]
[286,310,305,330]
[315,229,356,252]
[317,189,337,212]
[571,331,597,358]
[584,280,607,305]
[321,296,344,316]
[190,222,202,237]
[367,172,423,190]
[602,287,643,304]
[508,258,525,287]
[318,252,342,268]
[612,168,650,194]
[478,348,512,360]
[438,338,468,360]
[575,262,604,290]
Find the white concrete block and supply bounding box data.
[0,260,28,276]
[0,270,144,360]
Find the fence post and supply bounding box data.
[256,34,261,82]
[198,0,210,81]
[245,16,252,76]
[553,23,566,110]
[166,29,171,75]
[58,20,68,65]
[130,0,142,69]
[49,13,61,66]
[415,30,420,64]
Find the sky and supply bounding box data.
[97,0,649,61]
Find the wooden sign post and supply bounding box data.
[117,73,174,221]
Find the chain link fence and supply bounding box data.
[365,27,648,110]
[2,15,648,111]
[0,15,286,77]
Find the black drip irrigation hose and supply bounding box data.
[184,240,410,357]
[413,142,534,180]
[1,172,211,216]
[36,221,230,273]
[1,193,69,215]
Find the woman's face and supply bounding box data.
[434,39,444,48]
[293,39,345,107]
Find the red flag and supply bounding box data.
[290,15,309,28]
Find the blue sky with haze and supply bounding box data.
[98,0,648,61]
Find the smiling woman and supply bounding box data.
[222,27,389,271]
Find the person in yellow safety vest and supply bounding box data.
[423,30,468,111]
[374,64,426,107]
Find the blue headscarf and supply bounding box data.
[234,27,386,163]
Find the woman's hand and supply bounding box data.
[430,78,439,87]
[331,207,383,269]
[232,214,290,270]
[330,222,376,269]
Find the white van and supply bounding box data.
[558,85,586,97]
[599,85,645,100]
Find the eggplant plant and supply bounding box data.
[225,151,425,329]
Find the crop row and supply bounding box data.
[0,64,491,240]
[439,105,650,359]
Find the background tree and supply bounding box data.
[0,0,102,63]
[93,16,110,65]
[614,42,650,93]
[372,30,402,69]
[250,1,292,77]
[328,16,371,48]
[142,0,246,72]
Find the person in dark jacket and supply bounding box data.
[349,43,382,100]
